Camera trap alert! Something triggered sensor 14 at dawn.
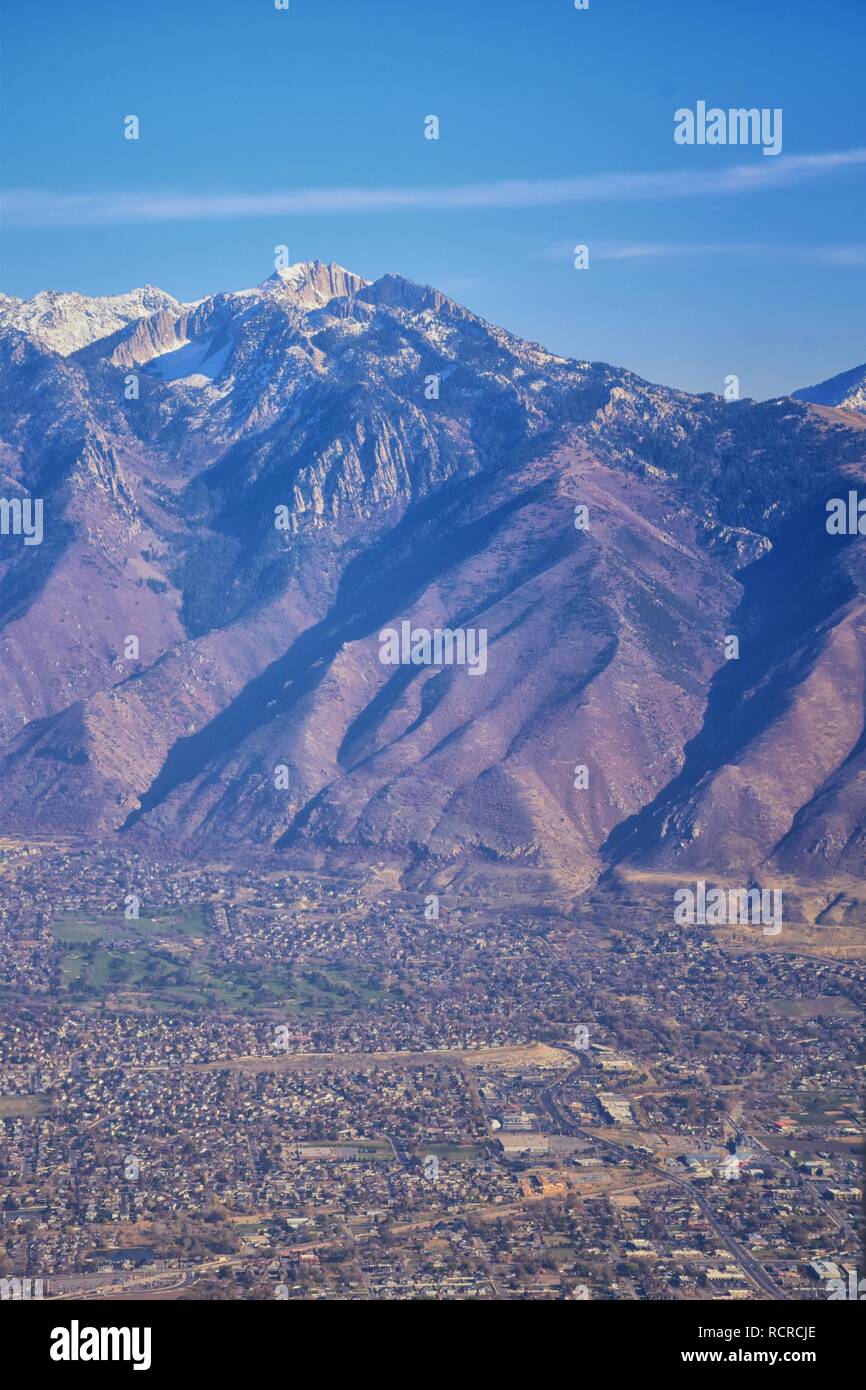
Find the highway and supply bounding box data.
[540,1067,786,1301]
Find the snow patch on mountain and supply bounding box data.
[0,285,185,356]
[793,362,866,415]
[145,333,233,383]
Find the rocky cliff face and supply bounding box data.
[1,263,864,892]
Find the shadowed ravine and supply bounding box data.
[600,494,860,871]
[122,476,550,830]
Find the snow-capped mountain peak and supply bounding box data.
[0,284,185,356]
[258,259,369,309]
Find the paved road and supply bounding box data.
[541,1068,786,1301]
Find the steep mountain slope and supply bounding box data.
[0,262,863,893]
[794,362,866,416]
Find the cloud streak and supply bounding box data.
[541,240,866,266]
[3,149,865,228]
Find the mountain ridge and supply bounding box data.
[794,362,866,416]
[1,263,864,894]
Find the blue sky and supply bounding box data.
[1,0,864,397]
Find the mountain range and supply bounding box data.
[1,261,864,897]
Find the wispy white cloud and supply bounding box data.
[3,149,865,228]
[816,244,866,266]
[539,240,866,265]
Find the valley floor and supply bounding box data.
[0,844,862,1301]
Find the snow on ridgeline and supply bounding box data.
[0,262,371,359]
[0,285,185,356]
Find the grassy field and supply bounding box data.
[53,907,207,943]
[0,1095,51,1117]
[50,908,387,1015]
[411,1143,489,1162]
[794,1092,858,1126]
[763,996,861,1019]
